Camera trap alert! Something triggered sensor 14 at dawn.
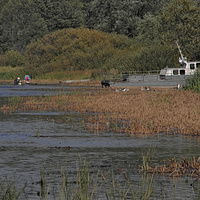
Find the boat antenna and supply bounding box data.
[176,41,187,67]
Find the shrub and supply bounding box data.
[25,28,134,76]
[184,71,200,92]
[4,49,26,67]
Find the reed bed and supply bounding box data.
[1,156,199,200]
[1,87,200,135]
[140,156,200,179]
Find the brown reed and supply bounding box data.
[1,87,200,135]
[139,156,200,179]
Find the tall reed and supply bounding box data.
[0,156,199,199]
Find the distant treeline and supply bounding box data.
[1,0,200,78]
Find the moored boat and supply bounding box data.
[160,42,200,79]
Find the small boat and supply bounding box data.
[160,42,200,79]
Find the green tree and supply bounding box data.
[160,0,200,61]
[135,0,200,71]
[137,13,161,43]
[0,0,48,52]
[84,0,141,37]
[33,0,85,32]
[0,0,8,13]
[83,0,171,37]
[25,28,134,77]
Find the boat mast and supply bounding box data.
[176,41,187,67]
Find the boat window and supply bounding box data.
[180,70,185,75]
[190,64,195,69]
[173,70,178,75]
[196,63,200,68]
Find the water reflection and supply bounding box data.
[0,112,199,199]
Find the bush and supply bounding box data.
[4,50,26,67]
[184,71,200,92]
[25,28,135,76]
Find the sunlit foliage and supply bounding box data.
[25,28,135,77]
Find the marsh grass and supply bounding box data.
[35,157,200,200]
[139,156,200,180]
[139,149,200,187]
[0,157,199,200]
[39,159,156,200]
[0,176,28,200]
[1,87,200,135]
[141,147,155,173]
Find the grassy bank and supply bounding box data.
[1,87,200,135]
[0,66,101,83]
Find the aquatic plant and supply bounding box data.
[1,87,200,135]
[0,176,28,200]
[41,159,156,200]
[139,156,200,179]
[0,156,199,199]
[141,147,155,173]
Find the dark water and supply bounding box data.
[0,113,200,199]
[0,84,73,97]
[0,84,200,199]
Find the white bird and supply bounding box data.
[116,88,129,92]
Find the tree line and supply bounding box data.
[1,0,200,78]
[0,0,170,53]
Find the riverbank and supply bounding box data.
[0,79,101,86]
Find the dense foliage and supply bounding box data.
[0,0,200,78]
[184,71,200,92]
[25,28,135,77]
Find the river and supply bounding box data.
[0,84,199,199]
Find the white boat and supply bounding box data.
[160,42,200,79]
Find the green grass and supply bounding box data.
[0,66,24,80]
[0,66,98,82]
[36,70,92,81]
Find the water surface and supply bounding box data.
[0,84,199,199]
[0,112,199,199]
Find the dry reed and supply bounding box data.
[1,87,200,135]
[139,157,200,179]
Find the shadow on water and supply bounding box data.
[0,112,200,199]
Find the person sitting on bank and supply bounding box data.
[24,75,31,83]
[14,77,22,85]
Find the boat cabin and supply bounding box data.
[160,61,200,79]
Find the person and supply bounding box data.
[14,77,22,85]
[24,75,31,83]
